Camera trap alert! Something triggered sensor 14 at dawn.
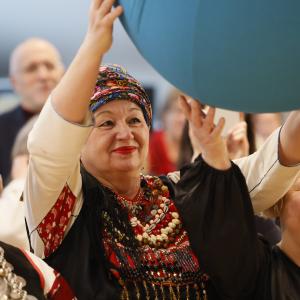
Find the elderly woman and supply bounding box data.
[0,116,38,250]
[24,0,300,299]
[148,88,187,175]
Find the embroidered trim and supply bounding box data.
[37,185,76,257]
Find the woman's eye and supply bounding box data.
[129,117,141,125]
[99,120,114,127]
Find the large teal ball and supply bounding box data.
[117,0,300,112]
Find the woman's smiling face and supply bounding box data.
[81,100,149,176]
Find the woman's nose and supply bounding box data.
[115,123,134,140]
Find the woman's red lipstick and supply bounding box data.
[113,146,136,154]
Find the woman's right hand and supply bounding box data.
[84,0,123,55]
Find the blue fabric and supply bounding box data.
[117,0,300,112]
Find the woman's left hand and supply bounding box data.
[179,95,231,170]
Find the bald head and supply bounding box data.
[9,38,64,113]
[9,38,63,75]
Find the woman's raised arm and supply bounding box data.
[52,0,122,124]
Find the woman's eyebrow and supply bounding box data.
[94,110,113,118]
[94,106,141,118]
[129,107,142,112]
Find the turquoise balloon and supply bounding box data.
[117,0,300,112]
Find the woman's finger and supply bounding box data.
[231,132,246,141]
[190,99,204,128]
[178,95,192,120]
[239,112,245,122]
[230,125,247,135]
[233,127,247,135]
[227,121,247,136]
[202,106,215,132]
[99,0,117,18]
[211,117,225,138]
[92,0,104,11]
[102,5,123,24]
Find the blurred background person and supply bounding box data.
[245,113,283,152]
[0,116,37,250]
[0,38,64,185]
[148,88,186,174]
[0,116,75,299]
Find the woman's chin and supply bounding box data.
[111,162,141,173]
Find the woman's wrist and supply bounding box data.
[80,37,105,60]
[202,150,231,170]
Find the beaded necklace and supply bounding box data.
[117,188,144,215]
[117,176,182,248]
[0,247,37,300]
[101,175,209,299]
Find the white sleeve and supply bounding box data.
[22,250,76,299]
[22,250,56,295]
[24,96,93,257]
[234,127,300,213]
[0,179,29,250]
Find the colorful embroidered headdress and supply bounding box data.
[89,64,152,126]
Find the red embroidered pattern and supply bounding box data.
[48,271,76,300]
[37,185,76,257]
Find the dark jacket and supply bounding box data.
[0,105,33,184]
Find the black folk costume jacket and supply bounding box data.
[44,157,261,300]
